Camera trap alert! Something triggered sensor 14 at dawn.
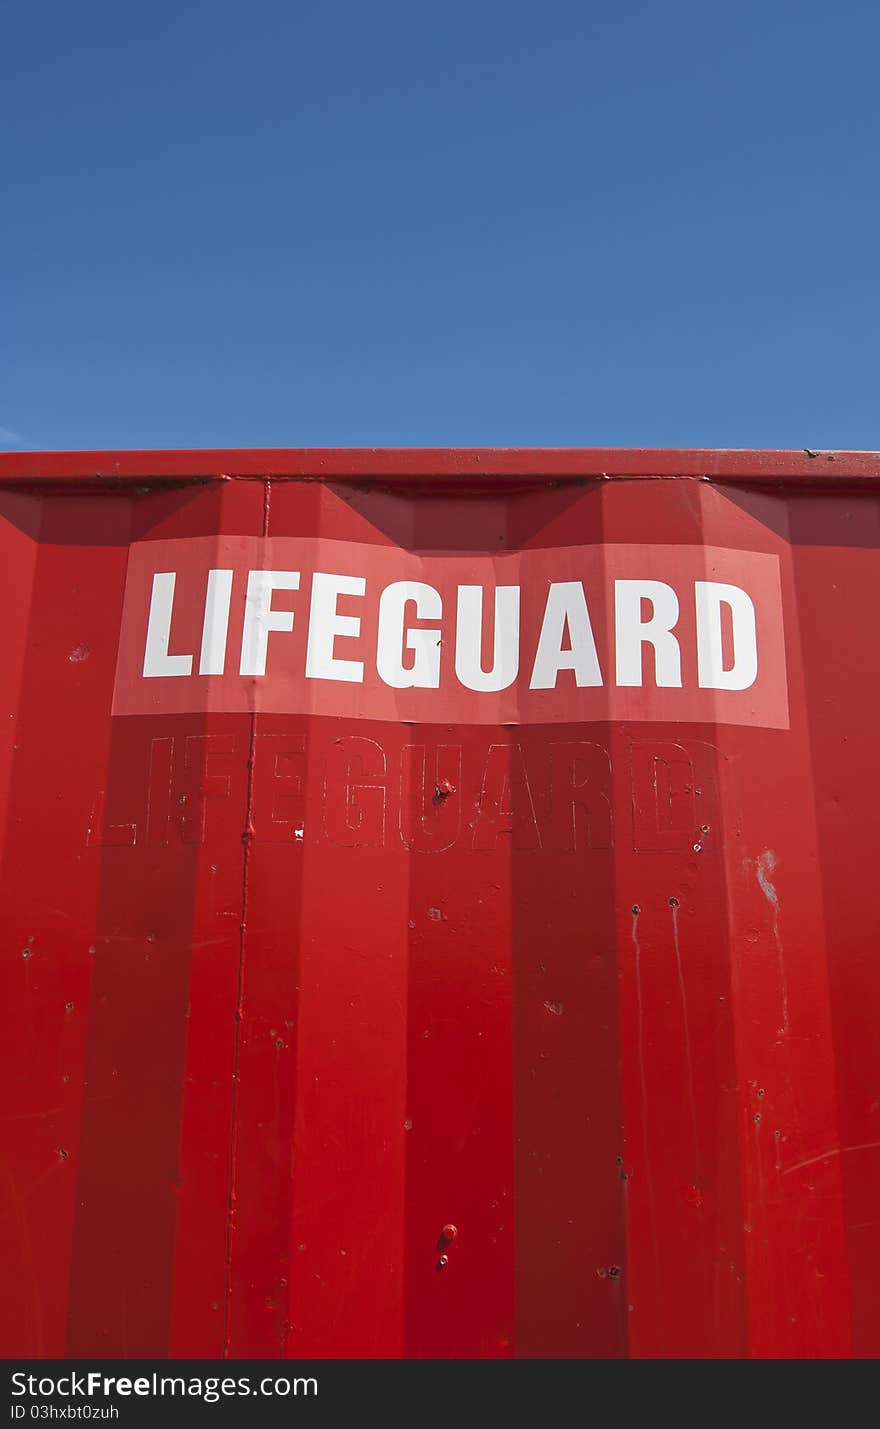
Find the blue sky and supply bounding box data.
[2,0,878,452]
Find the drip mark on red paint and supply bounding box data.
[756,849,789,1035]
[632,907,662,1310]
[671,901,702,1195]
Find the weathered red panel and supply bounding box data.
[1,448,878,1359]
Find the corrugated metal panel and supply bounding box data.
[1,449,877,1358]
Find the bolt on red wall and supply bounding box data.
[0,448,877,1359]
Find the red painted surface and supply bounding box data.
[0,449,878,1359]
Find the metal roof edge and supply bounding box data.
[1,446,879,484]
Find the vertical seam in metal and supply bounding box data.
[223,477,270,1355]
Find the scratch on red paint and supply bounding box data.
[781,1141,880,1178]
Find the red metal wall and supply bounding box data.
[1,448,878,1359]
